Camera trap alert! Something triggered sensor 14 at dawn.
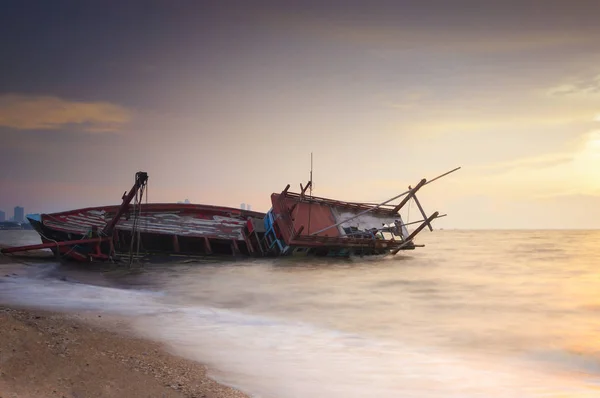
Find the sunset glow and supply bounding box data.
[1,1,599,229]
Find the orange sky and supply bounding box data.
[1,1,599,228]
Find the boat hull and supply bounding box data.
[261,191,415,257]
[27,203,266,262]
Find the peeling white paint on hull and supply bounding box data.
[39,203,262,242]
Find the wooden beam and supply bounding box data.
[254,233,265,255]
[172,235,180,253]
[103,171,148,236]
[204,237,212,255]
[242,230,254,254]
[390,240,415,255]
[392,178,426,213]
[109,236,115,256]
[412,195,433,231]
[300,181,312,199]
[289,203,298,214]
[406,211,439,242]
[231,239,240,256]
[0,237,110,254]
[293,225,305,239]
[390,211,439,255]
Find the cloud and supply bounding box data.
[399,111,593,138]
[481,153,575,173]
[263,9,598,56]
[454,129,600,201]
[0,94,131,132]
[386,88,433,110]
[331,27,593,55]
[547,74,600,98]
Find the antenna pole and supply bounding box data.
[310,152,313,196]
[307,152,313,234]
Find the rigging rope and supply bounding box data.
[145,179,149,246]
[128,176,146,268]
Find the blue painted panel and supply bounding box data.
[26,213,41,222]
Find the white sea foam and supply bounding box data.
[1,276,598,398]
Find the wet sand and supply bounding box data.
[0,255,249,398]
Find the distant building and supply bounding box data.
[0,210,5,222]
[14,206,24,223]
[247,204,252,211]
[240,203,246,210]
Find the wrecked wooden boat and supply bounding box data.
[0,168,459,262]
[262,167,458,257]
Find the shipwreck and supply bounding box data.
[1,167,459,263]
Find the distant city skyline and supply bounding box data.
[13,206,24,223]
[0,205,30,223]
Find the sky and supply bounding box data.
[1,0,600,229]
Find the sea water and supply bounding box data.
[1,229,600,397]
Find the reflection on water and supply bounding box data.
[2,230,600,397]
[0,230,44,248]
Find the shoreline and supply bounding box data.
[0,305,250,398]
[0,254,250,398]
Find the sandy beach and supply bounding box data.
[0,305,249,398]
[0,254,249,398]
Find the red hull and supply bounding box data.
[23,203,266,261]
